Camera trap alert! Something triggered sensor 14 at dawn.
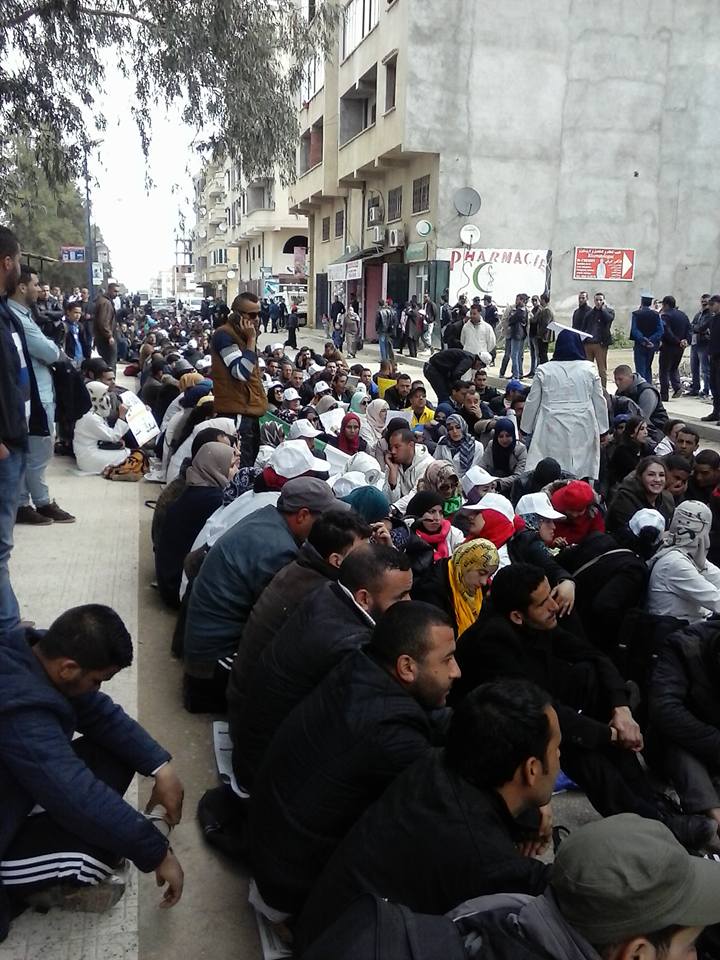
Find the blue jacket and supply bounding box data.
[0,627,170,909]
[630,307,664,346]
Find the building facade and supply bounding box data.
[292,0,720,335]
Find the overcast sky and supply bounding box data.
[87,71,199,291]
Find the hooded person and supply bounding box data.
[419,461,463,516]
[73,381,132,475]
[414,537,499,634]
[510,456,569,506]
[360,398,389,456]
[325,412,367,456]
[647,500,720,620]
[403,491,464,562]
[349,387,370,416]
[433,414,483,478]
[315,394,340,417]
[550,480,605,546]
[155,442,236,606]
[520,328,609,481]
[340,486,391,524]
[480,417,528,493]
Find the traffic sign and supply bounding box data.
[60,245,86,263]
[573,247,635,282]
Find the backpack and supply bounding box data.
[299,894,467,960]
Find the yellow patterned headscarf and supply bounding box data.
[447,538,499,635]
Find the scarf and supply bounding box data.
[260,422,286,448]
[438,414,476,475]
[552,329,587,361]
[467,509,525,548]
[222,465,260,505]
[350,387,368,414]
[414,519,452,560]
[448,538,499,634]
[364,399,389,443]
[178,371,203,393]
[86,381,113,419]
[491,417,517,476]
[650,499,712,571]
[185,442,234,488]
[338,412,361,454]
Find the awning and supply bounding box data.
[327,247,385,282]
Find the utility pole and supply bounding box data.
[82,145,95,300]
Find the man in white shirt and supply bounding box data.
[461,303,496,357]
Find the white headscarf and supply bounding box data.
[86,381,113,420]
[653,500,712,571]
[362,398,389,445]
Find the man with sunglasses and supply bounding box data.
[211,291,268,466]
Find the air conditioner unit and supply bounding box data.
[368,206,384,225]
[388,227,405,248]
[370,225,384,244]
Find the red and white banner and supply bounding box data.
[573,247,635,282]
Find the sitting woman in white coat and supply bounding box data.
[520,328,609,481]
[433,414,484,477]
[73,381,131,475]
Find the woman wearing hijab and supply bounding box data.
[253,421,287,471]
[361,397,390,463]
[404,491,464,558]
[480,417,527,493]
[73,381,132,474]
[418,461,462,517]
[433,413,483,477]
[161,371,204,430]
[155,442,236,606]
[520,328,609,481]
[267,383,284,413]
[324,412,367,455]
[646,500,720,620]
[415,538,499,634]
[349,388,371,416]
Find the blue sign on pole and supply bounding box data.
[60,245,86,263]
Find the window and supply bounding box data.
[341,0,379,59]
[412,174,430,214]
[335,209,345,238]
[387,185,402,221]
[301,54,325,102]
[211,248,228,266]
[322,216,331,241]
[384,56,397,111]
[245,248,249,263]
[413,262,429,299]
[339,65,377,145]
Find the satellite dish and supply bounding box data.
[198,229,207,239]
[459,223,481,246]
[226,270,236,280]
[217,222,228,233]
[453,187,481,217]
[416,219,433,238]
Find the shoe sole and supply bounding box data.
[24,876,127,914]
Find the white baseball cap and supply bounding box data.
[515,492,566,520]
[283,387,301,402]
[460,465,496,495]
[460,492,516,520]
[270,439,329,478]
[629,508,666,537]
[313,380,331,396]
[289,419,322,440]
[271,342,285,352]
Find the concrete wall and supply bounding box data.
[405,0,720,328]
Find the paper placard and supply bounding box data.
[322,444,352,475]
[120,391,160,446]
[319,407,346,436]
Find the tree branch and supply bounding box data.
[4,2,153,30]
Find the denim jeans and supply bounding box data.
[510,338,525,379]
[633,345,655,384]
[690,343,710,394]
[19,402,54,508]
[0,445,27,636]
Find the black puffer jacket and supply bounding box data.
[230,581,373,789]
[649,621,720,763]
[507,529,573,587]
[248,649,447,912]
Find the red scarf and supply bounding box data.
[338,413,361,454]
[262,466,290,490]
[415,519,452,560]
[465,511,525,549]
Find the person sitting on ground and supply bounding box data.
[459,464,497,504]
[383,427,434,505]
[383,372,413,411]
[550,479,605,545]
[649,619,720,841]
[675,425,701,464]
[247,602,458,920]
[395,492,464,578]
[612,364,669,440]
[455,563,716,851]
[607,416,654,491]
[323,412,367,455]
[407,385,434,428]
[295,679,558,952]
[415,537,499,634]
[266,382,283,413]
[330,371,353,405]
[686,449,720,504]
[653,418,686,456]
[433,414,484,478]
[73,381,132,475]
[663,453,692,504]
[461,491,522,558]
[646,500,720,621]
[481,417,528,494]
[224,510,370,745]
[417,460,463,518]
[0,606,184,941]
[510,493,577,617]
[360,397,389,460]
[183,477,341,713]
[229,544,413,791]
[154,442,237,608]
[606,456,675,547]
[510,456,571,506]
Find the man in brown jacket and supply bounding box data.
[93,283,119,371]
[211,291,268,465]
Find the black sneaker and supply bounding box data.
[36,501,76,523]
[701,413,719,422]
[672,389,683,399]
[663,812,718,851]
[16,505,53,525]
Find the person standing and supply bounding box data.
[630,294,664,383]
[579,292,615,388]
[507,294,528,380]
[460,303,496,358]
[534,293,554,367]
[527,295,540,376]
[8,268,75,525]
[439,293,453,342]
[422,291,437,350]
[688,293,712,397]
[342,306,359,358]
[658,295,691,401]
[701,295,720,424]
[402,296,421,358]
[285,304,299,350]
[210,291,268,466]
[93,282,119,371]
[78,286,93,359]
[375,299,394,363]
[571,290,592,334]
[0,227,29,637]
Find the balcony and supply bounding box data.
[208,203,227,225]
[207,173,225,198]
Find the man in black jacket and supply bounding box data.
[229,543,413,790]
[659,295,691,401]
[688,293,712,396]
[702,295,720,423]
[649,621,720,834]
[423,348,483,402]
[457,563,718,851]
[248,602,458,918]
[579,292,615,388]
[296,678,559,952]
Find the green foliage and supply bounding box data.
[0,0,340,188]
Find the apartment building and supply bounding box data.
[192,159,240,303]
[293,0,720,335]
